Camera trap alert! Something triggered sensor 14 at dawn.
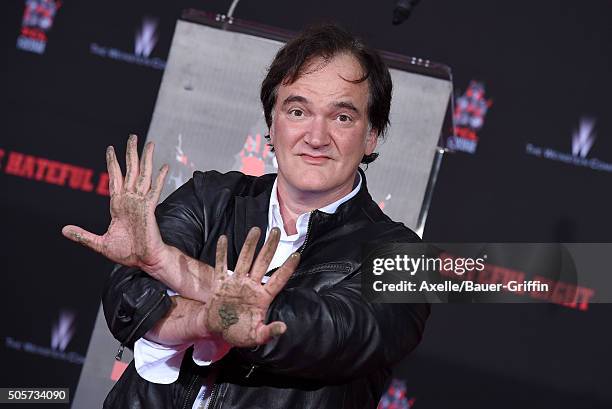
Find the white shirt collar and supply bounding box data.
[267,172,362,242]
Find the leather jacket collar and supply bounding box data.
[232,167,373,257]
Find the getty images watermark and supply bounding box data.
[371,253,548,293]
[361,243,605,310]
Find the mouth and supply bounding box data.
[299,154,331,164]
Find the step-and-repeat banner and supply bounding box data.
[1,1,611,408]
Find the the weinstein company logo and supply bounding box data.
[51,310,75,351]
[4,309,85,364]
[446,80,493,154]
[134,17,159,58]
[526,117,612,173]
[90,16,166,70]
[571,117,596,158]
[16,0,62,54]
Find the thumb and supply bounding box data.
[256,321,287,344]
[62,225,104,253]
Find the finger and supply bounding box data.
[250,227,280,283]
[106,146,123,195]
[124,134,139,192]
[265,252,300,297]
[215,235,229,280]
[136,141,154,194]
[255,321,287,344]
[234,227,261,277]
[62,225,104,254]
[150,164,169,204]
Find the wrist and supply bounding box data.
[143,244,174,280]
[193,303,213,339]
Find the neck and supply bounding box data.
[276,172,358,235]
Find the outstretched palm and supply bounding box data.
[205,227,300,347]
[62,134,169,272]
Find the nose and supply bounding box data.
[303,116,331,148]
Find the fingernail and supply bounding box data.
[128,134,137,142]
[272,325,286,336]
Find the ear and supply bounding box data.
[364,128,378,155]
[267,123,274,146]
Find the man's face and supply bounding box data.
[270,53,377,199]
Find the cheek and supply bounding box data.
[273,120,304,150]
[337,132,367,156]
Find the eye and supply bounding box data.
[337,114,352,123]
[289,109,304,117]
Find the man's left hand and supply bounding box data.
[204,227,300,347]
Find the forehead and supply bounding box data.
[276,53,369,106]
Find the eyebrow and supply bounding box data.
[333,101,360,115]
[281,95,361,115]
[281,95,309,108]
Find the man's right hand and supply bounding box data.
[62,134,171,273]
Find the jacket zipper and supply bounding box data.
[297,210,315,254]
[115,291,167,361]
[200,211,314,407]
[182,374,200,409]
[205,383,220,409]
[245,364,257,378]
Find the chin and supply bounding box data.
[295,176,331,193]
[284,169,332,193]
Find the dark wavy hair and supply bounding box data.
[260,23,392,164]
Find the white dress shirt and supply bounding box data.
[133,173,362,407]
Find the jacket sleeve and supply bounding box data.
[102,172,207,349]
[238,270,430,383]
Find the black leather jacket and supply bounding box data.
[102,169,429,409]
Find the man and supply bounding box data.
[63,24,429,409]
